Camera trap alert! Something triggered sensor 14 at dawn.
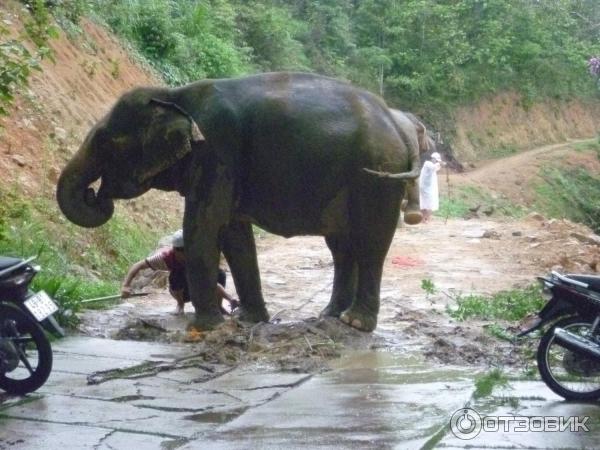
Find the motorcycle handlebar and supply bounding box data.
[551,271,589,289]
[0,256,37,279]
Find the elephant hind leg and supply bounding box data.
[320,234,357,318]
[403,180,423,225]
[340,181,401,332]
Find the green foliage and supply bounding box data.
[421,278,436,296]
[0,1,56,117]
[0,188,165,329]
[474,368,509,398]
[437,185,526,219]
[89,0,253,84]
[51,0,89,25]
[23,0,60,48]
[31,274,115,328]
[535,167,600,233]
[483,323,514,342]
[488,144,518,158]
[236,1,308,71]
[447,285,545,322]
[80,0,600,110]
[572,141,600,152]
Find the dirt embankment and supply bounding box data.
[451,92,600,162]
[0,5,182,228]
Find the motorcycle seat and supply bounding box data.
[0,256,23,271]
[566,274,600,294]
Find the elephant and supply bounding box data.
[56,72,421,332]
[388,109,435,224]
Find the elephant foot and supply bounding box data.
[404,209,423,225]
[187,311,224,331]
[234,305,270,324]
[340,308,377,332]
[319,302,346,319]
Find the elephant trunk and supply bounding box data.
[56,145,114,228]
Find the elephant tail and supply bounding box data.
[362,167,420,181]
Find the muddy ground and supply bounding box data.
[79,213,600,377]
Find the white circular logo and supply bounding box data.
[450,408,482,440]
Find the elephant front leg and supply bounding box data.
[222,221,269,323]
[320,235,357,318]
[183,201,226,331]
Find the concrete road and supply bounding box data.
[1,336,599,449]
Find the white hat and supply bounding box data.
[171,229,184,248]
[431,152,442,162]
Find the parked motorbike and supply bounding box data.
[519,271,600,401]
[0,256,62,395]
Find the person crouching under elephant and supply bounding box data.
[121,230,238,315]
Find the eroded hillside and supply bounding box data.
[1,6,183,220]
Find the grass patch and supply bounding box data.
[0,187,170,329]
[572,140,600,154]
[437,185,485,218]
[473,368,510,399]
[487,144,519,159]
[447,285,545,322]
[483,323,515,342]
[437,185,526,219]
[534,167,600,233]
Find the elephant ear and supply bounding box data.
[134,99,205,184]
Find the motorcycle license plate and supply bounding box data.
[24,291,58,321]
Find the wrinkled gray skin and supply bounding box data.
[57,72,421,332]
[388,109,435,224]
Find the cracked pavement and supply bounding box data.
[2,336,600,449]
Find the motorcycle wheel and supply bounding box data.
[537,316,600,401]
[0,303,52,395]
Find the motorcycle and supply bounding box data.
[519,271,600,401]
[0,256,62,395]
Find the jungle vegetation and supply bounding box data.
[87,0,600,114]
[3,0,599,120]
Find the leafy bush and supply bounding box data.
[0,189,166,328]
[536,167,600,233]
[447,285,545,322]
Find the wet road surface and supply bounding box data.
[1,336,599,449]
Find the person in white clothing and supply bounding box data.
[419,152,443,223]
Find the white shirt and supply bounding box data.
[419,160,441,211]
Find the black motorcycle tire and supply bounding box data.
[0,303,52,395]
[537,316,600,401]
